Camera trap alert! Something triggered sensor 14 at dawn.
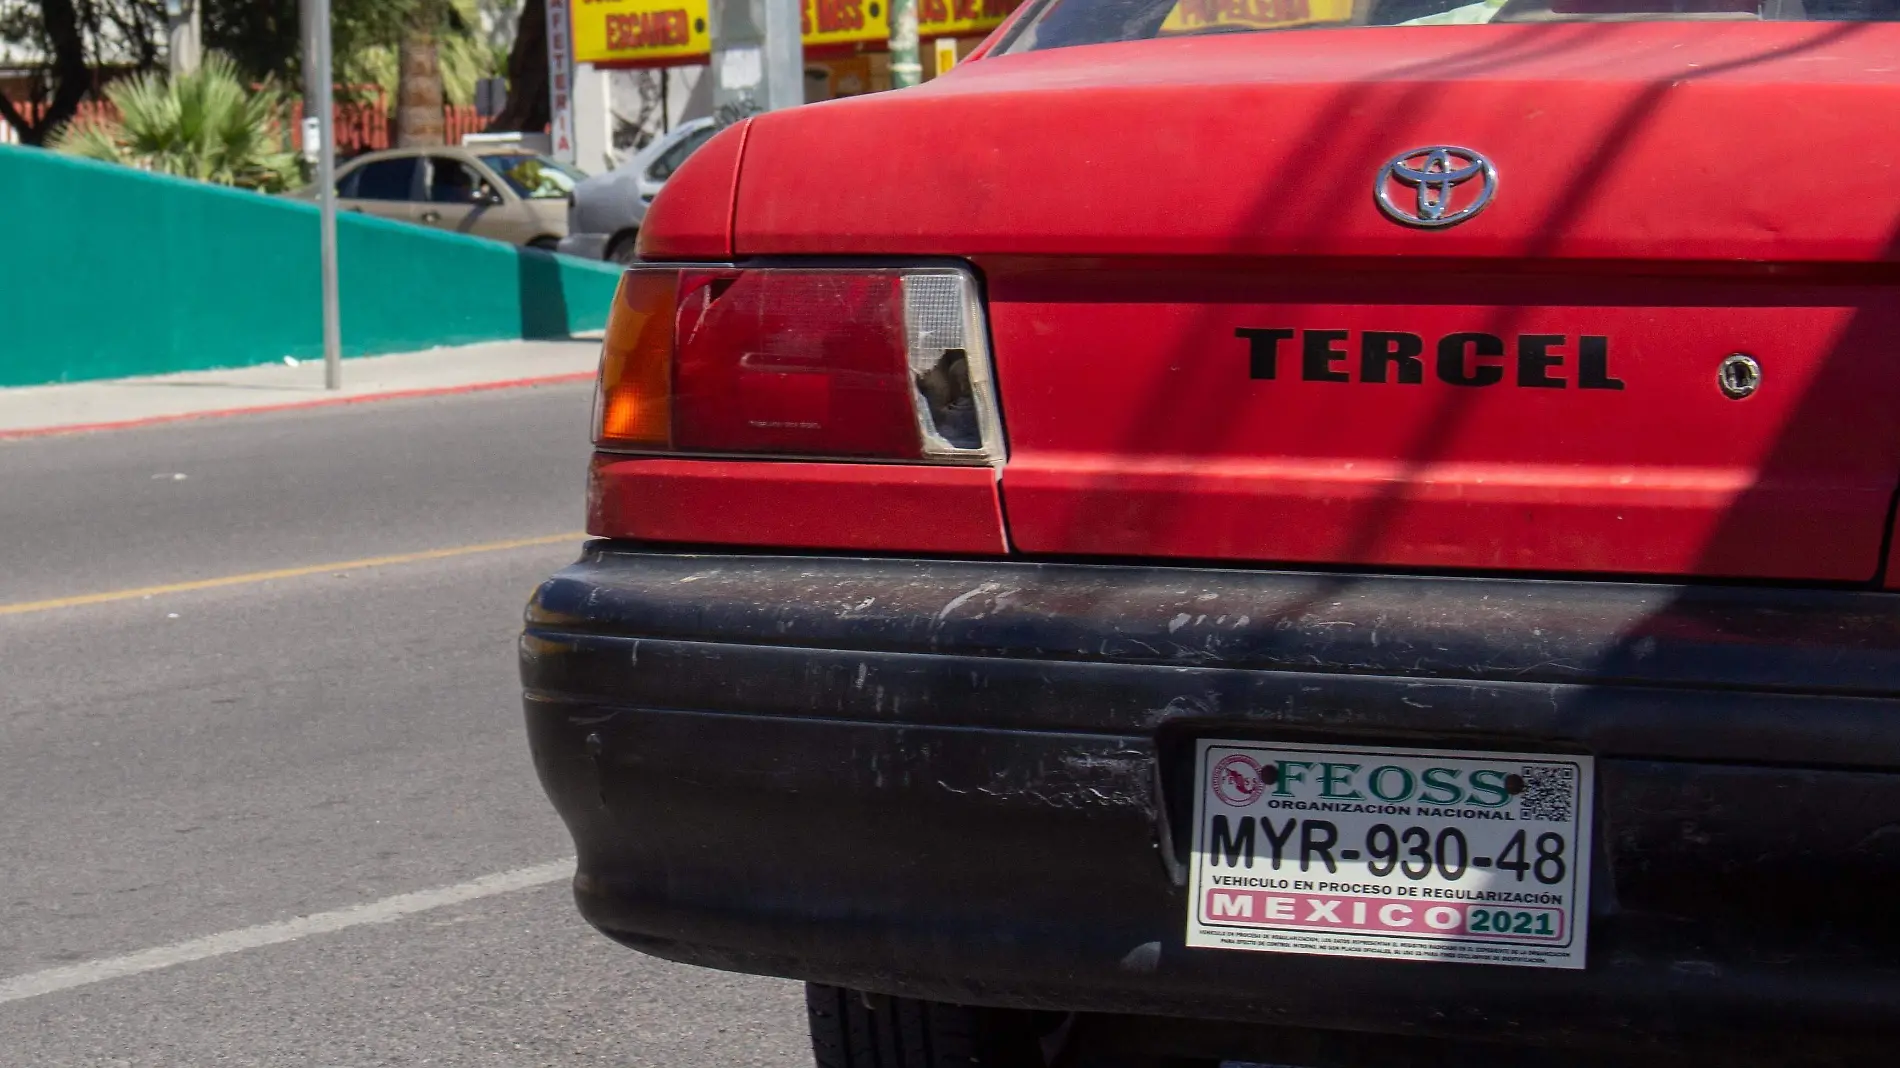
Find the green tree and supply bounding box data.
[203,0,501,108]
[0,0,104,145]
[485,0,545,132]
[204,0,403,95]
[50,52,299,192]
[1,0,507,146]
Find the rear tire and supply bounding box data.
[806,983,1051,1068]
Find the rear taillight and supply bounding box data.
[592,265,1003,464]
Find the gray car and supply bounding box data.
[558,118,719,264]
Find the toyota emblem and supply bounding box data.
[1375,146,1497,228]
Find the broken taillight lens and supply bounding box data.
[593,265,1003,464]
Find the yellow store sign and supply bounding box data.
[1160,0,1352,33]
[918,0,1021,38]
[572,0,1020,67]
[802,0,889,46]
[573,0,711,65]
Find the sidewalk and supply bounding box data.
[0,336,602,438]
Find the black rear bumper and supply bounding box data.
[521,544,1900,1062]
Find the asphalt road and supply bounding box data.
[0,384,808,1066]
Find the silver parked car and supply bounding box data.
[557,118,718,264]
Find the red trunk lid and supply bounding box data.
[734,23,1900,580]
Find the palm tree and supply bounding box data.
[487,0,549,133]
[397,0,449,146]
[50,52,299,193]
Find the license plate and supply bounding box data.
[1187,740,1594,969]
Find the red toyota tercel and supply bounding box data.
[521,2,1900,1064]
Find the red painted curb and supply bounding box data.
[0,371,597,441]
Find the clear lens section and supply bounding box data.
[903,272,1004,462]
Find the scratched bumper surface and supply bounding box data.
[521,543,1900,1060]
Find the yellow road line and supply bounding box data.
[0,532,586,617]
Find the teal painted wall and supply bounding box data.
[0,145,622,388]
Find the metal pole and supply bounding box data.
[761,0,801,111]
[708,0,759,122]
[888,0,920,89]
[165,0,203,78]
[311,0,343,390]
[301,0,322,119]
[709,0,801,121]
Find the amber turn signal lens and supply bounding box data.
[593,270,677,448]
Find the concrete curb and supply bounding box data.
[0,371,596,442]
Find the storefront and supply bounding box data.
[570,0,1025,98]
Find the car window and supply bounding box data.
[479,154,585,199]
[428,157,488,203]
[347,157,421,201]
[645,128,716,183]
[1003,0,1900,51]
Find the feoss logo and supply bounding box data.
[1252,759,1519,809]
[1212,754,1265,806]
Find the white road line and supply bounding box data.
[0,859,573,1006]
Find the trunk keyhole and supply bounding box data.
[1719,353,1761,399]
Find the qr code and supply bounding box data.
[1517,765,1575,822]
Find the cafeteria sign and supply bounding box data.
[1160,0,1352,32]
